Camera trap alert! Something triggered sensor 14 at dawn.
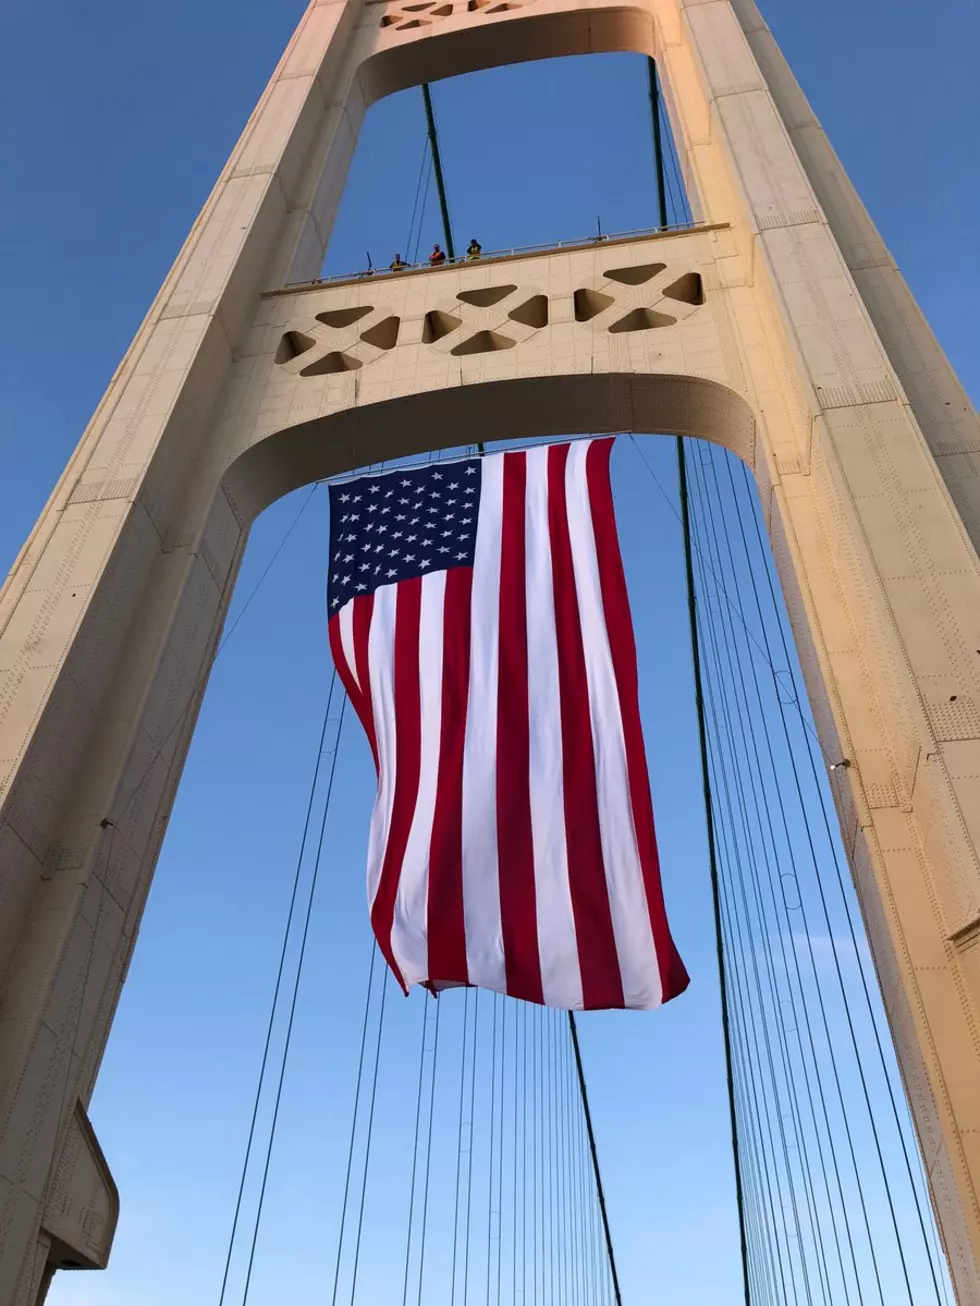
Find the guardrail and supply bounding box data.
[277,220,707,294]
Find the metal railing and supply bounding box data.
[279,219,707,293]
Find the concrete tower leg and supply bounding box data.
[1,0,979,1300]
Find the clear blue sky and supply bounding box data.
[1,1,978,1304]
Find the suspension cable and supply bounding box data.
[216,664,338,1306]
[348,969,391,1305]
[733,457,950,1303]
[403,998,432,1306]
[567,1014,623,1306]
[647,59,668,230]
[690,438,952,1303]
[676,437,753,1305]
[331,944,381,1306]
[240,690,350,1303]
[421,83,455,259]
[415,997,442,1306]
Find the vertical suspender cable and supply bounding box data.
[421,83,455,260]
[567,1013,622,1306]
[676,437,751,1306]
[647,59,668,230]
[647,62,751,1299]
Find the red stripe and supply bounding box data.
[496,452,543,1004]
[547,443,625,1009]
[426,566,472,986]
[586,440,689,1002]
[370,579,423,993]
[352,595,379,770]
[328,612,360,708]
[329,601,378,771]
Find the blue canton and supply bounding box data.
[328,458,483,613]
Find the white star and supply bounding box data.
[374,544,384,553]
[340,514,349,523]
[332,573,338,582]
[433,472,443,480]
[378,525,388,534]
[399,498,409,505]
[427,507,438,514]
[367,503,378,513]
[369,484,380,494]
[419,558,432,569]
[459,533,470,540]
[461,517,472,525]
[455,551,467,559]
[464,486,475,494]
[396,515,406,521]
[339,493,350,503]
[385,490,394,498]
[356,583,367,591]
[446,499,457,506]
[442,530,452,538]
[354,494,362,501]
[390,549,399,557]
[349,513,360,521]
[331,596,340,607]
[438,546,450,554]
[365,523,374,532]
[344,554,354,563]
[387,568,397,578]
[430,491,441,499]
[407,534,417,542]
[359,563,370,571]
[342,574,351,584]
[381,506,391,514]
[421,539,432,547]
[404,554,416,562]
[410,517,420,525]
[465,467,476,475]
[401,479,411,487]
[446,514,455,521]
[374,564,381,574]
[448,482,459,490]
[393,532,403,539]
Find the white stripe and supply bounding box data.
[365,585,398,913]
[460,455,505,991]
[389,570,445,989]
[524,446,583,1010]
[339,601,359,692]
[564,441,662,1009]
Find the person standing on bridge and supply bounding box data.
[429,243,447,266]
[389,252,408,271]
[466,238,482,260]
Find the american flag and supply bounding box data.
[327,438,688,1010]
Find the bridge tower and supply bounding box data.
[2,0,979,1300]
